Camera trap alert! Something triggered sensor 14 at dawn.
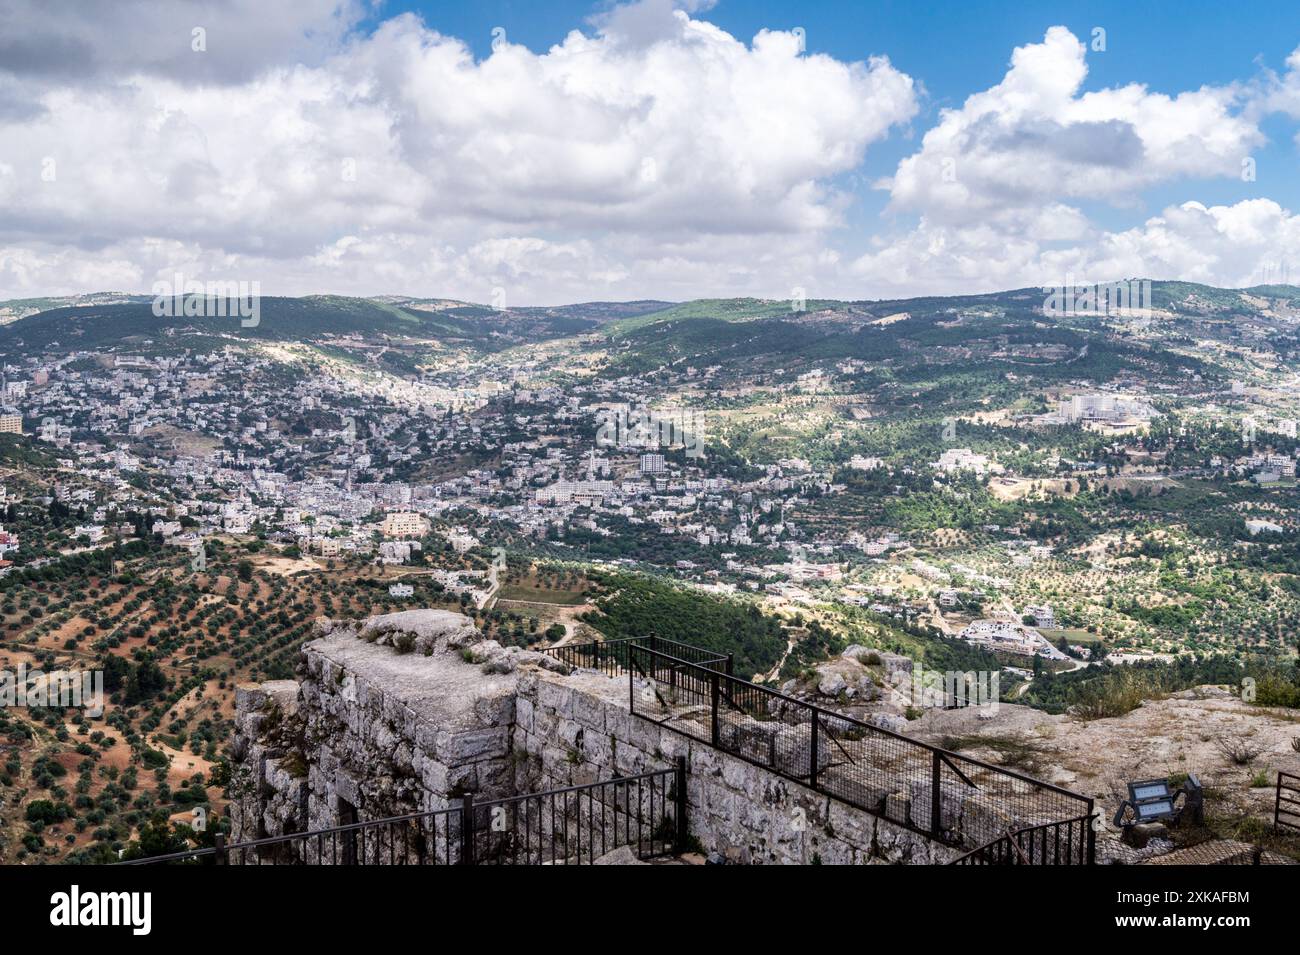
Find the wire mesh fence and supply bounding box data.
[628,644,1095,860]
[543,635,729,679]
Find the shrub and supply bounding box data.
[1215,734,1262,766]
[1068,670,1149,720]
[1253,674,1300,709]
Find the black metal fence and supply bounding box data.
[1278,771,1300,835]
[544,635,730,679]
[949,814,1095,865]
[628,644,1095,860]
[123,630,1097,866]
[119,762,687,866]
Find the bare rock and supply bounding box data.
[868,713,908,734]
[358,609,480,655]
[843,645,881,665]
[818,673,847,697]
[1124,822,1170,849]
[593,845,648,865]
[481,653,517,675]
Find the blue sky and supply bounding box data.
[387,0,1300,221]
[3,0,1300,301]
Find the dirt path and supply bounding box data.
[757,632,799,684]
[478,559,502,609]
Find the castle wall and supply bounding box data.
[233,613,956,864]
[511,670,955,864]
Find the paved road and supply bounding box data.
[1010,656,1092,699]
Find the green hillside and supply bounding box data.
[0,295,604,356]
[3,281,1293,372]
[0,296,421,352]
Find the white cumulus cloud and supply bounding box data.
[0,0,917,302]
[856,27,1300,296]
[885,26,1262,226]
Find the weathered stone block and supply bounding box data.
[515,696,536,734]
[437,726,509,764]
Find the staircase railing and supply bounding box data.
[1277,771,1300,835]
[949,814,1096,864]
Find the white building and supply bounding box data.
[535,479,614,505]
[382,512,430,537]
[1023,604,1056,629]
[1246,519,1284,535]
[639,453,666,475]
[933,448,1001,476]
[445,530,479,553]
[1045,394,1158,429]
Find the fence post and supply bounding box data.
[460,792,476,866]
[673,755,689,854]
[809,715,820,790]
[725,653,733,678]
[930,750,942,840]
[1277,772,1283,833]
[1086,797,1097,865]
[710,670,720,747]
[214,831,227,866]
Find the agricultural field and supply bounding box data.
[0,540,494,863]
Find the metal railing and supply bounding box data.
[628,644,1095,861]
[119,762,687,866]
[949,814,1095,865]
[544,635,730,679]
[1278,771,1300,835]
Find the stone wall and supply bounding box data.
[231,611,521,851]
[233,611,956,864]
[510,669,955,864]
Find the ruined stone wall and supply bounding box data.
[233,611,956,864]
[511,670,956,864]
[231,611,520,847]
